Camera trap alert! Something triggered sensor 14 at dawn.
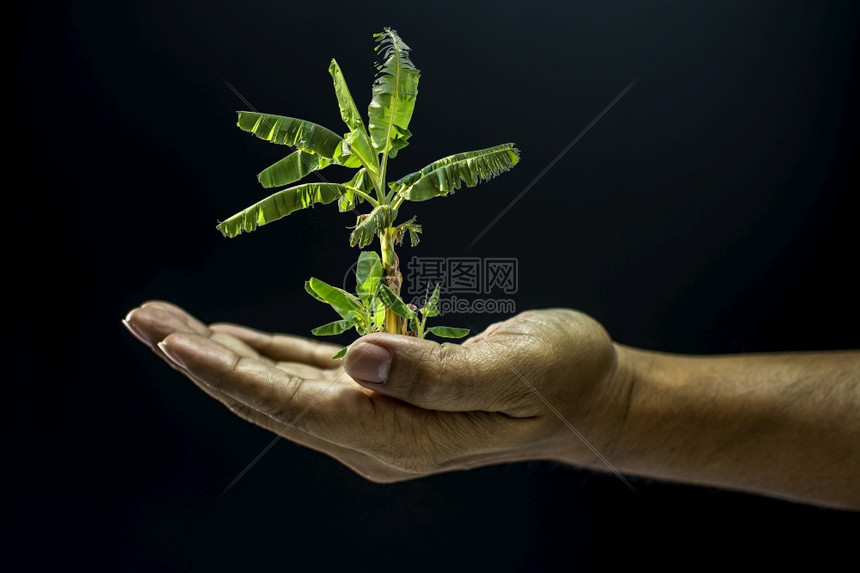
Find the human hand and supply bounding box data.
[123,301,630,482]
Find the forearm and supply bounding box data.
[609,345,860,509]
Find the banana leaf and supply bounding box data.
[367,28,419,159]
[379,284,416,319]
[331,346,349,360]
[312,316,360,336]
[216,183,348,237]
[329,59,367,135]
[256,149,331,189]
[427,326,469,339]
[344,129,380,179]
[338,168,372,212]
[349,205,397,248]
[372,300,386,329]
[306,277,365,319]
[393,144,520,202]
[305,280,326,303]
[395,216,422,247]
[237,112,344,156]
[421,283,441,317]
[238,112,361,189]
[355,251,383,305]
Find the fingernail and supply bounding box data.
[122,318,149,345]
[345,342,392,384]
[157,342,186,369]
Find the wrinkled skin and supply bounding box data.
[124,301,630,483]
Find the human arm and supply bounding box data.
[611,346,860,509]
[123,300,860,509]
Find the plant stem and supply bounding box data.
[379,226,403,334]
[346,186,379,207]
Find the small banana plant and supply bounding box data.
[216,28,520,359]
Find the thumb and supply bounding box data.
[344,332,520,412]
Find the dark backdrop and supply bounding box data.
[7,1,859,570]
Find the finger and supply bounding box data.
[272,360,341,379]
[126,303,424,481]
[161,351,415,483]
[123,301,215,375]
[124,300,211,347]
[342,332,533,414]
[159,332,537,474]
[208,331,263,361]
[158,332,373,440]
[210,323,343,369]
[125,302,337,380]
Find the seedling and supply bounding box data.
[217,28,519,359]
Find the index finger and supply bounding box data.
[158,332,533,473]
[124,300,211,348]
[210,323,344,370]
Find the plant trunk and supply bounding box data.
[379,227,403,334]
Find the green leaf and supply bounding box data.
[344,129,380,178]
[393,144,520,202]
[311,317,359,336]
[373,300,386,330]
[256,149,332,189]
[331,346,349,360]
[379,284,416,319]
[237,112,344,157]
[217,183,348,237]
[329,59,367,135]
[395,216,422,247]
[339,168,372,212]
[355,251,383,305]
[307,277,365,319]
[368,28,420,159]
[421,283,441,318]
[426,326,470,339]
[349,204,397,248]
[238,112,361,188]
[305,280,326,303]
[387,126,412,160]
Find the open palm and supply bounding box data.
[124,301,623,483]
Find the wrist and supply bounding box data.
[550,342,708,480]
[604,344,681,478]
[544,340,637,471]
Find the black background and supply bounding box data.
[7,1,859,570]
